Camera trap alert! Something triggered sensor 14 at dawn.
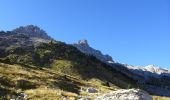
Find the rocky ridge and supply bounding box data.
[73,39,170,97]
[0,25,53,49]
[125,64,170,78]
[12,25,52,40]
[74,39,170,79]
[73,40,114,63]
[0,25,170,98]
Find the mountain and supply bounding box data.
[0,25,53,50]
[74,39,170,78]
[126,64,170,78]
[73,39,170,97]
[12,25,52,40]
[0,25,138,99]
[0,25,169,99]
[73,39,114,63]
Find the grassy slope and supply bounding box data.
[0,62,117,100]
[1,39,169,99]
[1,62,169,100]
[0,41,137,86]
[0,41,136,99]
[153,96,170,100]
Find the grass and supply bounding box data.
[0,62,116,99]
[1,63,170,100]
[51,60,79,76]
[153,96,170,100]
[0,41,169,99]
[0,41,138,89]
[61,92,78,97]
[25,88,62,100]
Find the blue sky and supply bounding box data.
[0,0,170,68]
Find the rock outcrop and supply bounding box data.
[12,25,52,40]
[73,40,114,63]
[73,40,170,80]
[73,39,170,97]
[86,87,98,93]
[0,25,53,49]
[94,89,152,100]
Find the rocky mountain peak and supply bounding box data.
[77,39,89,46]
[12,25,52,40]
[144,65,169,74]
[145,65,156,68]
[0,25,53,49]
[73,39,114,63]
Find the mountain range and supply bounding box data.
[0,25,170,99]
[72,37,170,97]
[73,39,170,78]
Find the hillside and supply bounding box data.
[73,39,170,97]
[0,36,135,85]
[0,25,170,100]
[1,62,169,100]
[0,62,120,99]
[0,25,139,99]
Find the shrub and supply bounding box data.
[5,46,26,55]
[127,84,133,89]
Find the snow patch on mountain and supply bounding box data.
[73,39,170,79]
[125,64,170,78]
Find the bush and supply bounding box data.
[0,49,6,57]
[127,84,133,89]
[5,46,26,55]
[17,80,38,90]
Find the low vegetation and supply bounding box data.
[0,41,137,86]
[0,41,138,99]
[0,62,117,99]
[0,37,169,99]
[153,96,170,100]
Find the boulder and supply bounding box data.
[16,93,27,100]
[94,89,152,100]
[86,87,98,93]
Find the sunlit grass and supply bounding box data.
[0,62,115,99]
[153,96,170,100]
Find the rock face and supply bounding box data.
[94,89,152,100]
[77,40,89,46]
[0,25,53,49]
[73,40,114,63]
[73,39,170,80]
[12,25,52,40]
[73,39,170,96]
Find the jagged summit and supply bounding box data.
[144,65,170,74]
[12,25,52,40]
[77,39,89,46]
[0,25,53,49]
[125,64,170,79]
[73,39,170,96]
[1,25,170,98]
[73,39,114,63]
